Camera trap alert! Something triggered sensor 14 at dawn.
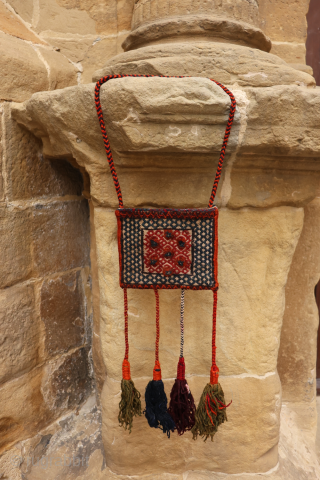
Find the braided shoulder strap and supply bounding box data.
[95,74,236,208]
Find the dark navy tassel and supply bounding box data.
[145,362,175,437]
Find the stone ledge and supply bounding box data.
[122,15,272,53]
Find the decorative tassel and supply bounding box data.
[192,290,231,441]
[118,289,142,433]
[168,290,196,435]
[144,289,176,437]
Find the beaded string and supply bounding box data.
[94,74,236,208]
[177,289,186,381]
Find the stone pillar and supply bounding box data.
[11,0,320,477]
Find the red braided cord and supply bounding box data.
[207,81,237,207]
[210,289,219,385]
[212,289,217,367]
[94,74,236,208]
[154,288,160,363]
[124,288,129,360]
[177,356,186,381]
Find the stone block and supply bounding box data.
[6,0,33,23]
[0,112,3,203]
[81,36,118,84]
[36,0,117,35]
[0,2,44,44]
[271,42,307,64]
[117,0,135,32]
[4,104,83,201]
[32,200,90,277]
[89,202,107,394]
[228,155,320,209]
[259,0,309,43]
[243,86,320,157]
[37,46,77,90]
[0,206,32,289]
[40,33,95,63]
[101,373,281,475]
[94,43,313,88]
[41,348,92,411]
[40,270,85,358]
[94,206,303,380]
[0,368,51,454]
[0,350,92,455]
[132,0,260,30]
[278,199,320,404]
[0,283,39,385]
[0,32,48,102]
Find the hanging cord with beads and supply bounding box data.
[168,289,196,434]
[95,74,236,208]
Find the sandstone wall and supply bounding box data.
[260,0,310,66]
[0,0,315,467]
[4,0,135,84]
[3,0,309,87]
[0,2,95,455]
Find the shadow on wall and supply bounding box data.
[306,0,320,85]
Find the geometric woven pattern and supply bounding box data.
[116,208,219,290]
[143,229,193,276]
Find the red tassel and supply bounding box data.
[168,357,196,435]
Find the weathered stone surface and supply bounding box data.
[12,78,319,210]
[93,43,314,88]
[101,374,281,475]
[288,63,313,75]
[6,0,33,23]
[4,104,83,201]
[19,395,103,480]
[0,32,48,102]
[36,0,117,35]
[0,108,4,203]
[242,86,320,157]
[2,397,320,480]
[0,207,32,289]
[94,206,303,379]
[89,202,106,395]
[117,0,135,32]
[0,368,50,454]
[132,0,260,30]
[259,0,309,43]
[42,348,92,412]
[40,33,96,63]
[32,200,90,277]
[278,198,320,405]
[0,283,38,385]
[41,271,85,358]
[40,33,126,84]
[0,2,44,44]
[228,155,320,209]
[123,15,271,53]
[37,46,77,90]
[81,36,119,84]
[36,0,97,35]
[271,42,307,64]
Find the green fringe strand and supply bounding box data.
[118,379,142,433]
[192,383,228,441]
